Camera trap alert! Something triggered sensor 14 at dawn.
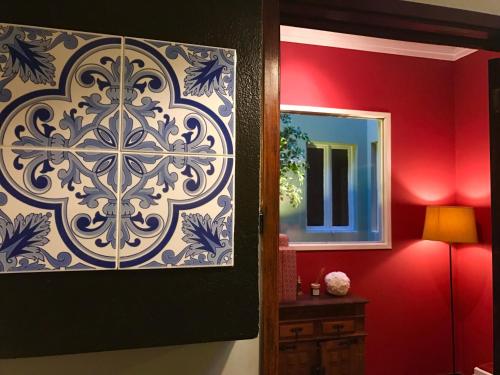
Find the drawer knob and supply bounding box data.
[331,323,344,331]
[322,320,354,335]
[291,327,303,339]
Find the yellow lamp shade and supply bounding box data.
[422,206,478,244]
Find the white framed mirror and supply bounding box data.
[279,105,391,250]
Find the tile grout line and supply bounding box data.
[115,37,126,270]
[0,145,234,158]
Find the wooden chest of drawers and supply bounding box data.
[279,294,368,375]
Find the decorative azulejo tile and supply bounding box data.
[0,24,122,150]
[118,154,234,269]
[0,148,118,272]
[122,38,235,156]
[0,23,236,273]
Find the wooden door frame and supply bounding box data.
[261,1,500,374]
[261,0,281,374]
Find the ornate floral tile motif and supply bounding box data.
[0,25,123,150]
[0,24,236,273]
[119,154,234,269]
[0,148,118,271]
[122,38,235,155]
[119,38,235,269]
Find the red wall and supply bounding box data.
[454,50,497,374]
[281,42,494,374]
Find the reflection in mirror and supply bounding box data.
[279,107,391,250]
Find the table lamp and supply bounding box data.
[422,205,478,375]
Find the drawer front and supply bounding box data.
[322,320,355,335]
[279,341,319,375]
[279,322,314,339]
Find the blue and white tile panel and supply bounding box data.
[0,24,235,272]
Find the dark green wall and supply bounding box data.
[0,0,261,357]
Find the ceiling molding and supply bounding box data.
[280,26,476,61]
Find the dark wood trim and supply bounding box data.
[281,0,500,50]
[260,0,280,374]
[489,59,500,373]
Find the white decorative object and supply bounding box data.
[324,272,351,296]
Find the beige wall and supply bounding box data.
[0,338,259,375]
[405,0,500,15]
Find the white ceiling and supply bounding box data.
[404,0,500,16]
[280,26,477,61]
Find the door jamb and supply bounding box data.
[261,0,280,374]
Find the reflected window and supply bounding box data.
[279,106,391,250]
[306,143,353,230]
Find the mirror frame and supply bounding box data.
[280,104,392,250]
